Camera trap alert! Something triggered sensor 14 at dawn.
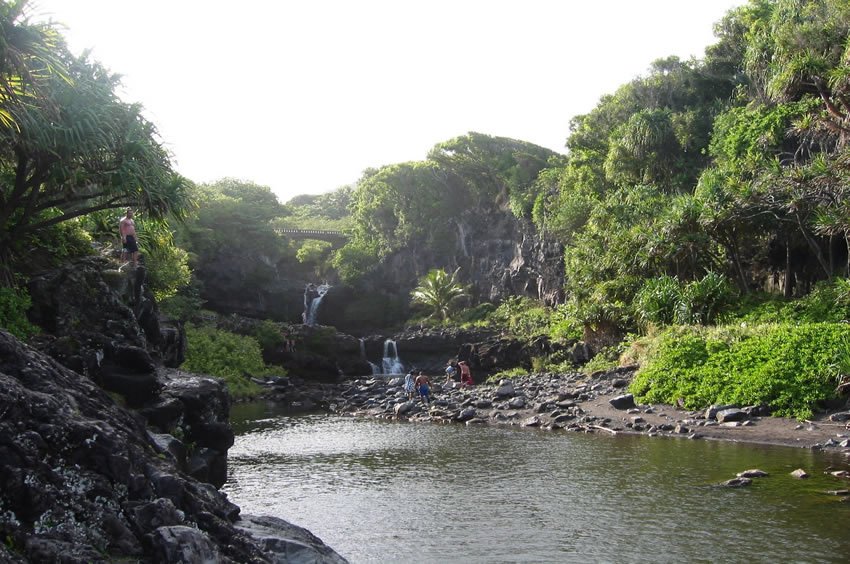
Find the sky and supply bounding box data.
[33,0,746,204]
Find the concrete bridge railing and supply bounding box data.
[274,228,349,242]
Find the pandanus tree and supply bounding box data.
[0,1,188,283]
[410,268,468,321]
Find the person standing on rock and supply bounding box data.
[119,207,139,268]
[445,360,458,386]
[415,371,431,406]
[458,361,473,388]
[404,369,416,400]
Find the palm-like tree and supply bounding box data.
[410,268,467,321]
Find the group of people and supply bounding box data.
[404,359,474,407]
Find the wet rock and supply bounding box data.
[737,469,768,478]
[791,469,809,479]
[719,477,752,487]
[456,408,477,422]
[394,401,416,416]
[829,412,850,422]
[522,416,542,427]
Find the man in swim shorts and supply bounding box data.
[119,207,139,268]
[415,371,431,406]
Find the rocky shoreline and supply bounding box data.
[258,367,850,455]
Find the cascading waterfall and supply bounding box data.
[303,283,330,326]
[381,339,404,375]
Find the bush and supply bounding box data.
[253,319,284,352]
[182,324,280,398]
[630,323,850,419]
[0,286,39,340]
[634,272,734,328]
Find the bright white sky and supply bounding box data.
[33,0,745,204]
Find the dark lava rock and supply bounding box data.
[609,394,636,410]
[0,330,347,563]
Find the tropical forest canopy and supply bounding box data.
[3,0,850,342]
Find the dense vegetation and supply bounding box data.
[2,0,850,416]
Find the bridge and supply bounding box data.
[274,228,350,243]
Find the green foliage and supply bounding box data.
[486,296,551,339]
[252,319,284,352]
[635,275,681,326]
[0,286,38,339]
[410,268,468,321]
[487,368,527,382]
[295,239,333,278]
[630,323,850,419]
[140,219,191,301]
[182,324,275,398]
[732,278,850,324]
[158,291,204,323]
[581,345,625,376]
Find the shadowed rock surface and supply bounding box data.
[0,330,347,563]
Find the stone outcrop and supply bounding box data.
[0,330,347,563]
[315,211,564,332]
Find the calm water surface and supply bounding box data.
[223,402,850,564]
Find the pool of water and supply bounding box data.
[223,402,850,563]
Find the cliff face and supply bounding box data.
[320,208,564,332]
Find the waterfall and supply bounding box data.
[381,339,404,375]
[304,283,330,326]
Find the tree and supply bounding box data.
[410,268,467,321]
[0,21,188,281]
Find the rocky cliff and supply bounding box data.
[319,210,564,332]
[0,330,346,563]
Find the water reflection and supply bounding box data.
[224,404,850,564]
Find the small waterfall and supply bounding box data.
[304,283,330,326]
[360,338,381,375]
[381,339,404,375]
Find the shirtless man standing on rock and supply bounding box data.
[415,371,431,406]
[119,208,139,269]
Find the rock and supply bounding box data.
[716,409,748,423]
[494,380,516,398]
[673,424,689,434]
[508,397,527,409]
[150,525,222,563]
[0,330,346,563]
[235,514,349,564]
[456,408,477,422]
[522,416,542,427]
[737,469,768,478]
[705,404,738,420]
[473,399,493,409]
[829,470,850,479]
[394,401,416,416]
[825,490,850,496]
[719,477,752,487]
[608,394,636,410]
[829,412,850,422]
[791,469,809,479]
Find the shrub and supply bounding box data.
[630,323,850,419]
[182,324,279,398]
[0,287,39,340]
[253,319,284,352]
[635,275,680,326]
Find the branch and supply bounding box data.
[15,198,127,235]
